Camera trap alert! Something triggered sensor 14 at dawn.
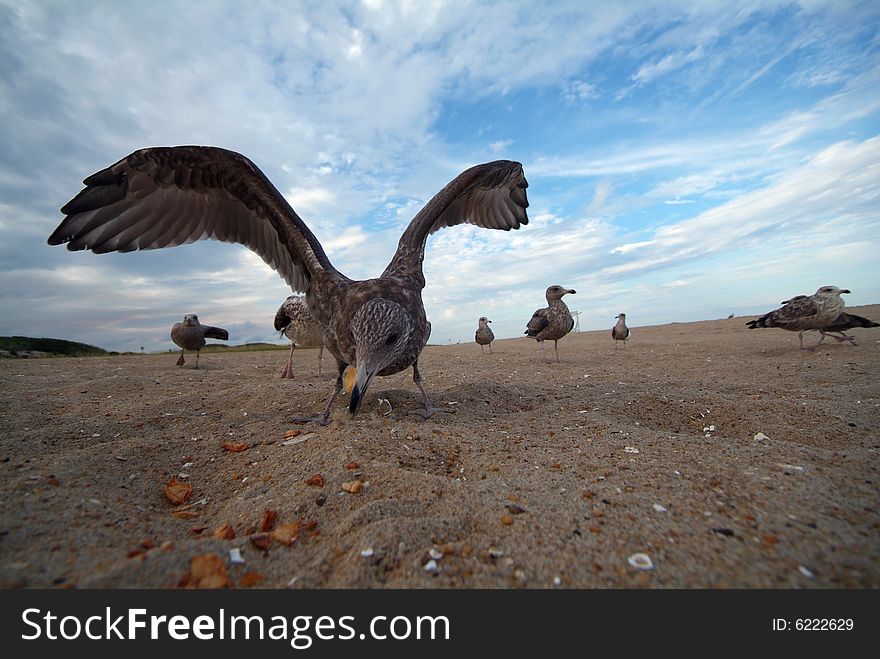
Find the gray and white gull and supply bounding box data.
[612,313,629,349]
[524,285,576,362]
[475,316,494,353]
[48,146,529,423]
[171,314,228,368]
[745,285,850,350]
[274,295,325,379]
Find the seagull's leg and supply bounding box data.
[489,343,493,354]
[176,350,185,366]
[194,350,200,369]
[409,361,453,419]
[317,345,324,378]
[798,331,806,350]
[841,333,857,345]
[830,331,856,345]
[480,344,484,354]
[292,361,346,426]
[281,343,295,379]
[554,340,560,363]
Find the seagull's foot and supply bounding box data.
[281,366,294,379]
[409,406,455,420]
[291,414,332,426]
[835,334,857,345]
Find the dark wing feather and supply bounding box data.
[824,313,879,332]
[49,146,341,295]
[383,160,528,283]
[525,308,549,337]
[747,295,819,329]
[203,326,229,341]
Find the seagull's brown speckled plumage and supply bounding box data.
[612,313,629,349]
[50,146,529,423]
[773,295,878,346]
[170,314,228,368]
[746,285,850,350]
[524,285,575,362]
[274,295,325,379]
[475,317,494,353]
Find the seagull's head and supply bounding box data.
[479,316,492,325]
[816,285,851,296]
[546,285,576,301]
[349,298,414,414]
[616,313,626,320]
[183,314,199,326]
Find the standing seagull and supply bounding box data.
[778,296,878,346]
[475,317,495,353]
[745,285,850,350]
[612,313,629,349]
[48,146,528,423]
[274,295,325,379]
[524,285,576,362]
[171,314,228,368]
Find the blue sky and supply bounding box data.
[1,0,878,352]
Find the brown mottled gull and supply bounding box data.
[777,296,878,346]
[746,285,850,349]
[524,285,576,362]
[170,314,228,368]
[49,146,529,423]
[274,295,325,379]
[612,313,629,349]
[475,317,494,353]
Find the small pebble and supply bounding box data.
[424,559,438,572]
[229,548,244,564]
[627,553,654,570]
[360,548,374,558]
[428,548,443,560]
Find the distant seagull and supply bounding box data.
[524,285,576,362]
[745,285,850,350]
[48,146,528,423]
[612,313,629,349]
[170,314,228,368]
[475,316,495,353]
[778,296,878,346]
[274,295,325,378]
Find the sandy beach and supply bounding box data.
[1,306,878,589]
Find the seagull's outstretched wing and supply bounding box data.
[383,160,529,283]
[48,146,341,295]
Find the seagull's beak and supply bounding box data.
[488,319,492,323]
[349,358,378,414]
[841,289,851,294]
[567,289,576,294]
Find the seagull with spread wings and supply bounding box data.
[49,146,529,423]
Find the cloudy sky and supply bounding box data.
[1,1,878,352]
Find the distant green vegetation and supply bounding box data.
[0,336,109,358]
[201,342,288,353]
[0,336,290,358]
